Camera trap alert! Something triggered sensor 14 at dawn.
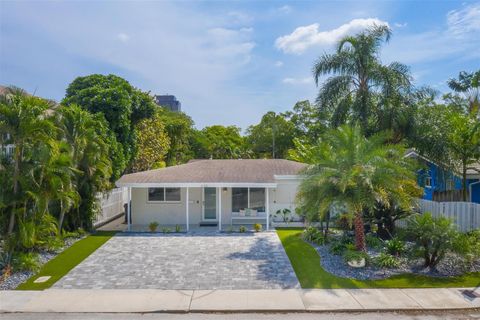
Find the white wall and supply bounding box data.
[130,179,302,225]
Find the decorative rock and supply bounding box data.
[33,276,51,283]
[347,258,365,268]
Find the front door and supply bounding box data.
[203,187,217,220]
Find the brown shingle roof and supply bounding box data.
[116,159,306,186]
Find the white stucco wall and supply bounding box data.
[130,178,302,225]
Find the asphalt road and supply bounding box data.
[1,311,480,320]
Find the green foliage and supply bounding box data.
[148,222,159,232]
[239,225,247,233]
[245,111,295,159]
[329,242,347,255]
[132,110,170,172]
[192,125,247,159]
[447,70,480,116]
[365,234,382,249]
[302,226,324,245]
[453,230,480,268]
[162,227,171,234]
[343,250,369,265]
[275,208,292,223]
[295,124,421,251]
[42,237,65,253]
[175,225,182,233]
[282,100,328,144]
[384,237,406,257]
[157,108,195,165]
[405,213,459,270]
[254,223,262,232]
[63,74,155,172]
[374,252,401,269]
[12,252,40,272]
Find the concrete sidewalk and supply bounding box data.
[1,288,479,313]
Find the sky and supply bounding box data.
[1,1,479,130]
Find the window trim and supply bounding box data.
[425,176,432,188]
[231,187,266,213]
[147,187,181,203]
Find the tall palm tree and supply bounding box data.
[447,70,480,117]
[313,25,411,131]
[0,87,55,234]
[58,105,112,229]
[295,125,419,251]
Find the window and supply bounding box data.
[148,187,180,202]
[425,177,432,188]
[446,179,454,191]
[232,188,248,212]
[232,187,266,212]
[249,188,265,212]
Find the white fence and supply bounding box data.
[94,187,128,227]
[405,199,480,232]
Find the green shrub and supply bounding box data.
[161,227,171,234]
[12,252,40,272]
[239,225,247,233]
[453,230,480,268]
[345,243,356,251]
[374,252,401,268]
[43,237,64,252]
[343,250,369,265]
[303,226,324,245]
[405,213,459,270]
[254,223,262,232]
[148,222,159,232]
[365,234,382,249]
[385,237,406,256]
[175,225,182,233]
[329,242,347,255]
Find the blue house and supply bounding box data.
[405,150,480,203]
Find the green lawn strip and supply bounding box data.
[16,231,116,290]
[277,228,480,289]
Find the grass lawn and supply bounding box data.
[277,228,480,289]
[16,231,116,290]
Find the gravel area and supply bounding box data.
[0,236,84,290]
[310,241,480,281]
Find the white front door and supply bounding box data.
[203,187,217,221]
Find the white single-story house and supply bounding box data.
[115,159,307,231]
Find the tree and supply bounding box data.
[313,25,411,132]
[131,111,170,172]
[294,125,419,251]
[447,112,480,201]
[447,70,480,117]
[157,108,195,166]
[192,125,247,159]
[0,87,55,235]
[57,105,112,230]
[62,74,156,177]
[246,112,295,159]
[282,100,328,144]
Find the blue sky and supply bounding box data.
[1,1,479,130]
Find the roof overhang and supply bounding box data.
[116,182,278,188]
[274,175,303,180]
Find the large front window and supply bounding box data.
[148,187,181,202]
[232,187,265,212]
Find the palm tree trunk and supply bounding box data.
[354,211,366,251]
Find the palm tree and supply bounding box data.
[58,105,112,229]
[0,87,55,234]
[447,70,480,116]
[313,25,411,131]
[295,125,418,251]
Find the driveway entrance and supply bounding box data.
[53,232,299,289]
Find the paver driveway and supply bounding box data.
[53,232,299,289]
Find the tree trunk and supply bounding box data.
[58,201,65,234]
[354,211,366,251]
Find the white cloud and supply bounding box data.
[275,18,389,54]
[116,33,130,42]
[282,77,313,85]
[277,5,292,14]
[275,60,284,67]
[447,3,480,36]
[394,22,407,28]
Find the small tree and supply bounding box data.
[405,213,459,270]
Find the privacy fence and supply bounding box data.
[405,199,480,232]
[94,187,128,228]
